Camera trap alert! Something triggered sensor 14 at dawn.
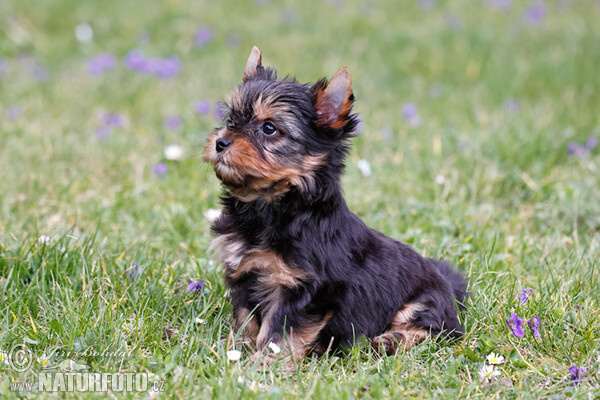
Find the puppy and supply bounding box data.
[204,46,467,361]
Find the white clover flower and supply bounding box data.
[479,364,501,383]
[486,352,505,365]
[357,159,372,176]
[204,208,222,223]
[237,376,245,384]
[38,235,51,244]
[75,23,93,43]
[226,350,242,361]
[435,174,446,185]
[164,145,184,161]
[194,318,205,324]
[268,343,281,354]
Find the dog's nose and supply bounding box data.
[215,137,231,152]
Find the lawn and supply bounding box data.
[1,0,599,398]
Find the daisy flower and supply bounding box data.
[486,352,505,365]
[479,364,501,383]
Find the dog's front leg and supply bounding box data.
[251,287,329,364]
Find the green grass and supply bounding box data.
[1,0,599,398]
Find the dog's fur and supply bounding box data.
[204,46,467,361]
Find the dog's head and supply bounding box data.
[203,46,359,202]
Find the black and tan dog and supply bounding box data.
[204,46,467,362]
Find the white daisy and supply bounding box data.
[37,353,50,368]
[486,352,505,365]
[357,159,372,176]
[226,350,242,362]
[0,351,9,365]
[164,145,184,161]
[479,364,501,383]
[75,23,93,43]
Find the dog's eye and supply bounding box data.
[261,122,277,136]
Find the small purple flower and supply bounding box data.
[94,125,111,140]
[401,103,422,127]
[7,105,21,119]
[518,286,533,303]
[124,49,147,71]
[417,0,436,10]
[155,56,180,80]
[569,366,586,383]
[504,99,521,113]
[528,315,540,339]
[523,1,547,26]
[507,313,524,337]
[586,136,597,150]
[87,52,116,76]
[186,279,205,293]
[126,263,144,280]
[485,0,512,11]
[193,25,214,47]
[164,115,182,130]
[151,162,168,177]
[31,64,49,81]
[194,100,211,115]
[567,142,588,157]
[103,112,126,128]
[402,103,418,121]
[0,58,6,77]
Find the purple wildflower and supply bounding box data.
[507,313,525,337]
[124,49,147,71]
[94,125,111,141]
[569,366,586,383]
[87,53,116,76]
[7,105,21,119]
[194,100,211,115]
[528,315,540,339]
[518,286,533,303]
[401,103,422,127]
[31,64,49,81]
[523,1,547,25]
[567,142,588,157]
[186,279,205,293]
[151,162,168,177]
[402,103,418,120]
[485,0,512,11]
[193,25,214,47]
[164,115,182,130]
[155,56,180,80]
[586,136,597,150]
[0,58,6,77]
[126,263,144,280]
[417,0,436,9]
[103,112,126,128]
[504,99,521,113]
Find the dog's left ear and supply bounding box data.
[314,67,353,129]
[243,46,262,82]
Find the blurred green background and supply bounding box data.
[1,0,599,398]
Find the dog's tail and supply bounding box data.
[430,259,468,310]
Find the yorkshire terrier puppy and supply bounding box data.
[204,46,467,362]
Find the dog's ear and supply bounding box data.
[314,67,353,129]
[243,46,262,82]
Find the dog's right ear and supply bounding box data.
[243,46,262,82]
